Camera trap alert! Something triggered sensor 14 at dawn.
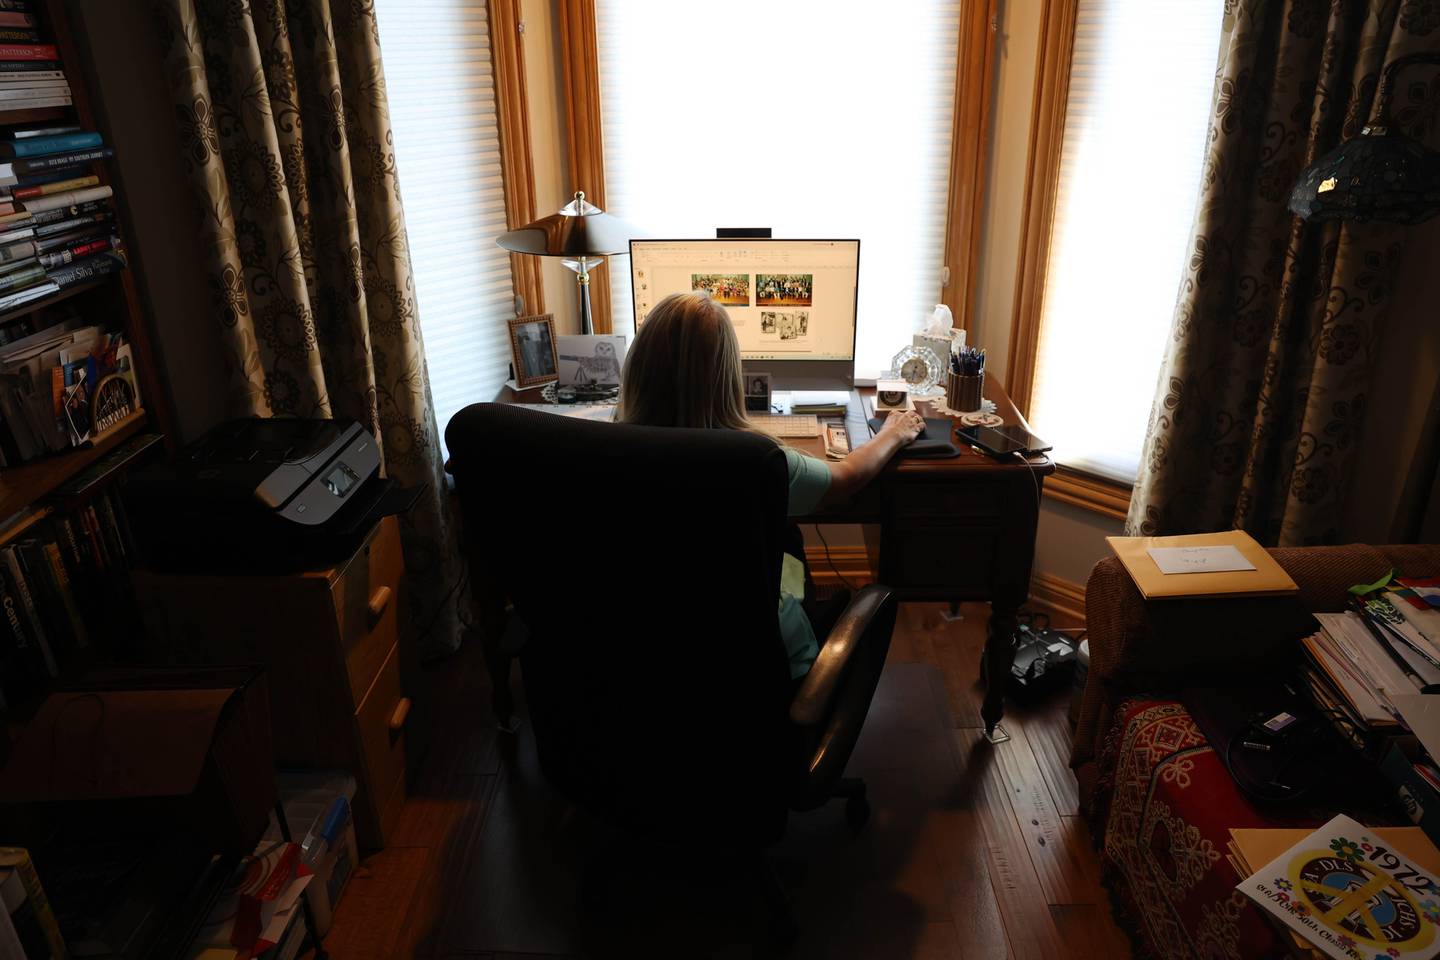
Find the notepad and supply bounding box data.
[1148,544,1256,575]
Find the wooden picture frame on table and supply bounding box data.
[508,313,559,388]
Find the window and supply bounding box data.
[1024,0,1224,484]
[375,0,516,451]
[591,0,963,375]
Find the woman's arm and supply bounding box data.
[819,409,925,506]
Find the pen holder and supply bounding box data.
[947,371,983,412]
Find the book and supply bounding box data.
[0,239,31,261]
[33,211,113,240]
[6,124,79,139]
[0,261,41,291]
[0,131,101,158]
[0,12,34,28]
[46,249,124,288]
[0,45,56,61]
[12,174,96,199]
[13,147,109,175]
[0,544,54,677]
[0,280,52,310]
[0,80,62,100]
[1236,814,1440,959]
[35,226,111,254]
[0,0,32,10]
[38,235,111,267]
[0,30,39,43]
[1105,530,1299,599]
[19,183,111,210]
[0,93,70,110]
[0,62,61,75]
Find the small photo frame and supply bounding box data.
[508,314,559,388]
[744,372,771,413]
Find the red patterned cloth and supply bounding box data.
[1094,698,1317,959]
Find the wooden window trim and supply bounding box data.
[942,0,999,330]
[489,0,545,317]
[558,0,996,337]
[1003,0,1134,521]
[557,0,614,333]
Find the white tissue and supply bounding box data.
[922,303,954,337]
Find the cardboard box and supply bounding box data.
[0,666,276,856]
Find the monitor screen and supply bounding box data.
[629,239,859,362]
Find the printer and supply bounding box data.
[125,418,419,572]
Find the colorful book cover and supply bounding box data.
[0,45,58,62]
[0,131,100,158]
[1237,814,1440,959]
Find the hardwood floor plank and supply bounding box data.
[1011,702,1082,817]
[988,722,1100,905]
[1050,902,1134,960]
[950,728,1069,960]
[323,846,432,959]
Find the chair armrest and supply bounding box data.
[790,583,894,728]
[788,584,898,809]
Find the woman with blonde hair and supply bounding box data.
[618,291,924,679]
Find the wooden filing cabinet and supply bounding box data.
[132,516,415,849]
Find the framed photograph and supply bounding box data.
[508,314,559,388]
[744,371,771,413]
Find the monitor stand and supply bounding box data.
[743,359,854,392]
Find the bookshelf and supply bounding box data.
[0,0,172,515]
[0,0,175,726]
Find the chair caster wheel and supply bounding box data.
[845,793,871,835]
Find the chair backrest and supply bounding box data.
[446,403,796,842]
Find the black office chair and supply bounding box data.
[446,403,898,929]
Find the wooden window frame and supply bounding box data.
[557,0,998,337]
[490,0,546,317]
[1005,0,1132,520]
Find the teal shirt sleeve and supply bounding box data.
[782,446,832,518]
[777,447,830,678]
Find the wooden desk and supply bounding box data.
[486,377,1053,736]
[793,377,1054,735]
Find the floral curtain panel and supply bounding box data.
[158,0,464,655]
[1128,0,1439,546]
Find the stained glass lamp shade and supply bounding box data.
[1289,54,1440,225]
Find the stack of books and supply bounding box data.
[0,125,124,316]
[0,9,72,113]
[0,483,139,711]
[0,316,144,464]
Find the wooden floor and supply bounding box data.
[319,603,1134,959]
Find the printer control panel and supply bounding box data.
[279,431,381,526]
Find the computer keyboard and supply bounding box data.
[748,413,822,438]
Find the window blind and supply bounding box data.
[1027,0,1224,484]
[593,0,961,375]
[374,0,515,454]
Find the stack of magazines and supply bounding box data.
[1300,584,1440,749]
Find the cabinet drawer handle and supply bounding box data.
[389,697,411,734]
[367,585,393,624]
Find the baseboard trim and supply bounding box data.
[804,544,876,589]
[805,547,1087,629]
[1028,572,1086,628]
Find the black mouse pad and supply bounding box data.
[866,417,960,459]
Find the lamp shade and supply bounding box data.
[496,192,642,259]
[1288,127,1440,225]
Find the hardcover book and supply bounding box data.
[12,147,110,175]
[0,131,101,158]
[0,45,57,61]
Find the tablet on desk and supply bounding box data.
[956,424,1052,458]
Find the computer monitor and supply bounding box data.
[629,238,860,389]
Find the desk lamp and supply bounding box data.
[496,191,643,334]
[1288,53,1440,224]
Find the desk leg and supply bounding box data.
[981,605,1018,738]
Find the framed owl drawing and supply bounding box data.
[556,334,627,387]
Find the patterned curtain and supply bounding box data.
[1128,0,1440,546]
[156,0,465,656]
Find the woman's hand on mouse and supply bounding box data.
[881,409,925,444]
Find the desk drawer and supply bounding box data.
[337,516,405,706]
[890,480,1004,522]
[355,638,408,846]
